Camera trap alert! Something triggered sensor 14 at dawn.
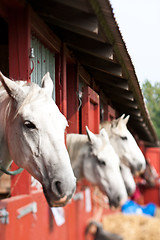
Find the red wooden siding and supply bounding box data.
[67,64,79,133]
[81,86,100,134]
[8,6,31,196]
[146,148,160,174]
[55,53,63,111]
[8,6,30,81]
[140,148,160,206]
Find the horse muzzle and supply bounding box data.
[48,195,69,207]
[42,180,76,207]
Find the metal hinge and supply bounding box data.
[17,202,37,219]
[73,192,84,201]
[0,208,9,224]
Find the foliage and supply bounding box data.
[142,80,160,140]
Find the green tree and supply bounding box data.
[142,80,160,139]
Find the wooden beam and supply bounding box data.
[3,0,25,8]
[110,95,138,109]
[67,64,79,133]
[129,116,144,123]
[29,0,92,14]
[37,4,98,34]
[8,5,31,195]
[0,1,8,19]
[30,7,61,53]
[8,6,30,80]
[53,27,113,59]
[113,102,141,117]
[75,51,122,76]
[101,84,134,101]
[86,67,128,90]
[52,0,92,13]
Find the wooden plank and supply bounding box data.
[75,50,122,76]
[36,3,98,34]
[113,102,141,117]
[86,67,128,90]
[61,43,67,117]
[30,7,61,53]
[39,13,99,38]
[102,84,134,101]
[81,86,100,134]
[54,28,113,59]
[8,6,31,195]
[0,1,8,19]
[67,64,79,133]
[55,53,63,111]
[46,0,92,13]
[8,6,30,81]
[109,94,138,109]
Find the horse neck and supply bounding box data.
[0,92,12,172]
[67,134,89,180]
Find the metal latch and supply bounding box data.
[0,208,9,224]
[17,202,37,219]
[73,192,84,201]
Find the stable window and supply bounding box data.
[30,35,55,100]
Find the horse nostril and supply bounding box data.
[55,181,63,195]
[138,163,143,171]
[117,195,120,204]
[127,187,132,196]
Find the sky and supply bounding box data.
[109,0,160,87]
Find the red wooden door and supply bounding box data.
[146,148,160,174]
[81,86,100,134]
[141,148,160,206]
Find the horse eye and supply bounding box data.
[120,136,127,140]
[24,120,36,129]
[98,160,106,166]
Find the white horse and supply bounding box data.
[100,115,146,174]
[0,72,76,207]
[67,127,128,207]
[120,163,136,196]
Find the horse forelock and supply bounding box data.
[14,84,41,115]
[0,81,41,123]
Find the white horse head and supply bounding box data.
[120,163,136,196]
[67,127,128,207]
[101,115,146,174]
[0,72,76,207]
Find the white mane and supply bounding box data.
[67,134,90,179]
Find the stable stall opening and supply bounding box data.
[67,63,79,133]
[0,17,10,199]
[0,18,8,76]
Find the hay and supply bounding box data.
[102,213,160,240]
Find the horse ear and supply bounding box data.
[116,114,126,126]
[100,128,110,143]
[124,115,130,125]
[0,72,24,101]
[86,126,97,144]
[41,72,54,97]
[120,114,125,120]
